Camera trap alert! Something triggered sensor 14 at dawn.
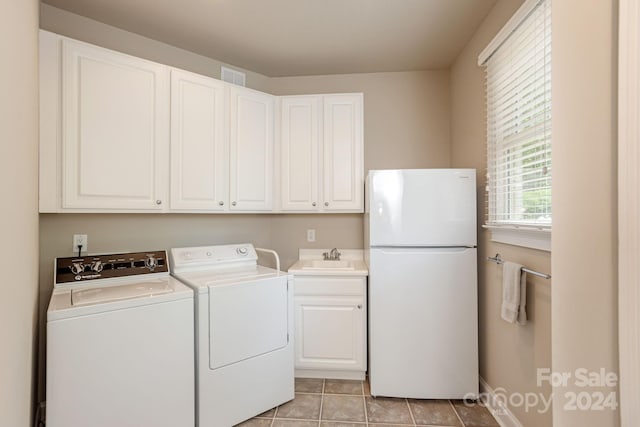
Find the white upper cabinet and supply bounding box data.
[61,38,170,210]
[229,86,275,211]
[39,31,62,212]
[279,94,363,213]
[39,31,362,215]
[170,69,228,211]
[172,78,275,212]
[323,94,364,211]
[280,97,321,211]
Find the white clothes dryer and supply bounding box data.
[46,250,195,427]
[170,244,294,427]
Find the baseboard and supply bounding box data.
[295,369,365,381]
[479,377,523,427]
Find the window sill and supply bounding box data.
[483,224,551,252]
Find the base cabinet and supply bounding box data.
[293,276,367,379]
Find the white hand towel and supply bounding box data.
[517,269,528,326]
[501,261,525,324]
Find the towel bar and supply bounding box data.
[486,253,551,279]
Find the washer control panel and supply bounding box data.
[55,250,168,284]
[171,244,257,269]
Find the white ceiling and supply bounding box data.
[41,0,497,77]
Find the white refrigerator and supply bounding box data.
[365,169,478,399]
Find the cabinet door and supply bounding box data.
[170,70,228,211]
[294,295,365,371]
[280,96,321,211]
[229,86,274,211]
[61,39,169,210]
[323,94,364,211]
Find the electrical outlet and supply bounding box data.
[307,229,316,242]
[73,234,88,254]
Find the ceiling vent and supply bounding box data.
[221,66,246,87]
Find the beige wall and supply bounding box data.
[37,213,364,399]
[38,214,275,283]
[40,3,271,92]
[450,1,553,426]
[269,71,451,171]
[0,0,40,426]
[38,4,452,277]
[268,70,451,267]
[37,6,451,403]
[551,0,619,426]
[270,214,364,269]
[37,213,273,401]
[452,1,621,426]
[36,4,624,427]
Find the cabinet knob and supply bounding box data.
[219,201,224,206]
[357,304,362,309]
[232,201,237,206]
[312,202,317,207]
[156,200,162,205]
[324,202,329,207]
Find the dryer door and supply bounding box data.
[208,276,288,369]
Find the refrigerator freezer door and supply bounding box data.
[367,169,477,247]
[368,247,478,398]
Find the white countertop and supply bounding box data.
[288,249,369,277]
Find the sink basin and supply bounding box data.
[302,260,355,270]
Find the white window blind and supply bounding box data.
[483,0,551,228]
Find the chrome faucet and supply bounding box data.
[323,248,341,261]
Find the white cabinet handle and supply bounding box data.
[312,202,316,207]
[232,201,237,206]
[219,201,224,206]
[156,200,162,205]
[324,202,329,207]
[357,304,362,309]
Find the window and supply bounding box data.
[479,0,551,249]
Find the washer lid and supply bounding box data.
[47,276,193,321]
[71,281,173,306]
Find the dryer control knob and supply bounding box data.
[237,247,248,256]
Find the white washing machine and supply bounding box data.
[170,244,294,427]
[46,250,195,427]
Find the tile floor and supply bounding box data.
[236,378,499,427]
